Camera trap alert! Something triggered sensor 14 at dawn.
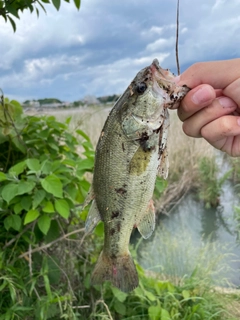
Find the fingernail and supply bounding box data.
[237,117,240,126]
[192,87,211,104]
[218,97,236,108]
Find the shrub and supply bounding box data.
[0,97,94,319]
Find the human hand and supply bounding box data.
[176,59,240,156]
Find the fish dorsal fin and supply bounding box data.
[137,200,155,239]
[85,200,101,234]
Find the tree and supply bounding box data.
[0,0,81,31]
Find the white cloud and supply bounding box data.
[146,37,175,52]
[212,0,227,11]
[181,27,188,34]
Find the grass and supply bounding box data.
[137,225,240,319]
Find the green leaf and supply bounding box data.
[33,189,46,209]
[45,220,60,243]
[17,180,36,195]
[41,175,63,198]
[4,215,21,231]
[161,309,171,320]
[52,0,61,10]
[38,214,51,235]
[12,135,26,153]
[14,202,22,214]
[76,129,91,142]
[21,196,32,211]
[24,209,40,225]
[9,100,23,118]
[49,142,59,151]
[182,289,190,299]
[74,0,81,9]
[77,158,94,171]
[54,199,70,219]
[65,183,78,201]
[114,300,126,315]
[43,201,55,213]
[111,286,127,302]
[5,4,19,18]
[9,161,26,176]
[82,141,94,151]
[94,221,104,237]
[0,172,7,181]
[145,290,157,302]
[26,158,41,172]
[62,159,76,167]
[41,160,52,174]
[7,15,16,32]
[148,305,161,320]
[65,116,71,125]
[1,183,19,203]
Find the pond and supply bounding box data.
[137,179,240,287]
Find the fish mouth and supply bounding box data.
[150,59,190,109]
[150,58,177,88]
[151,59,176,81]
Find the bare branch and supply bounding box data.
[72,305,90,309]
[3,225,32,249]
[94,300,113,320]
[18,228,85,259]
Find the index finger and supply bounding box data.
[177,59,240,89]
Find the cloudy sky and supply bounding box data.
[0,0,240,102]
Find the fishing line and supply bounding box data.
[175,0,180,75]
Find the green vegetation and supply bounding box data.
[90,262,233,320]
[0,0,81,32]
[23,98,62,106]
[196,156,230,208]
[0,97,94,318]
[97,94,120,104]
[1,98,239,319]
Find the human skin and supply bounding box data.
[175,59,240,157]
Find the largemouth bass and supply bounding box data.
[84,59,189,292]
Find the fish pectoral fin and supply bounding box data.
[137,200,155,239]
[85,199,101,234]
[157,147,169,179]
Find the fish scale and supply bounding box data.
[83,59,190,292]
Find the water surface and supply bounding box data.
[138,180,240,287]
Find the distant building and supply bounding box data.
[28,100,40,108]
[83,95,100,105]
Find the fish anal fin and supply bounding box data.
[91,251,139,293]
[85,199,101,234]
[137,199,155,239]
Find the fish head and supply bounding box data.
[121,59,189,139]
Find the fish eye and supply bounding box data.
[136,82,147,94]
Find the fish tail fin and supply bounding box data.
[91,250,139,293]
